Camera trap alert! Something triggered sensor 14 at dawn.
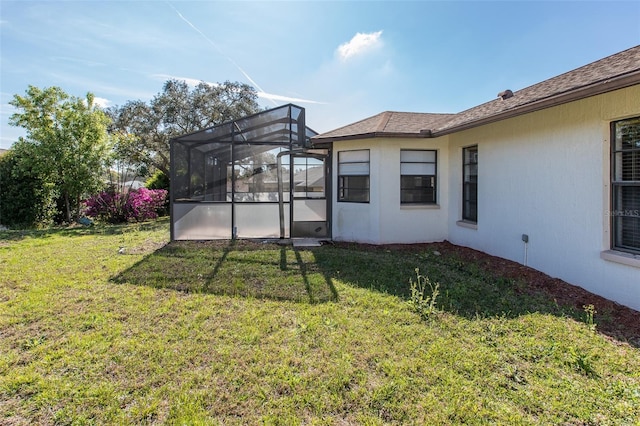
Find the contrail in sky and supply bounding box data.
[166,2,278,106]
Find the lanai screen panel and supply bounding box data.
[170,104,317,240]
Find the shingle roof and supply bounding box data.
[313,45,640,142]
[314,111,455,140]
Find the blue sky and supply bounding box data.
[1,1,639,149]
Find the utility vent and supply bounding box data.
[498,89,514,100]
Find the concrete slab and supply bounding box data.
[292,238,324,248]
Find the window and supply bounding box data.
[462,145,478,222]
[338,150,369,202]
[293,156,325,199]
[611,117,640,254]
[400,150,437,204]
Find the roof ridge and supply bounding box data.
[376,111,393,132]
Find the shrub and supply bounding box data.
[0,150,58,228]
[126,187,167,221]
[145,170,169,191]
[85,188,167,224]
[145,171,170,216]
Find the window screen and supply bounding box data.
[611,117,640,254]
[338,150,370,203]
[400,150,436,204]
[463,146,478,222]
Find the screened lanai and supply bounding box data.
[170,104,330,240]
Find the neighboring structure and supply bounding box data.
[171,46,640,310]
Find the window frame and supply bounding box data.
[399,149,437,205]
[610,117,640,255]
[337,149,370,203]
[462,145,478,222]
[292,155,326,200]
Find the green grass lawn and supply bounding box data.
[1,219,639,425]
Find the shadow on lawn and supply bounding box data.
[313,242,640,347]
[112,239,639,346]
[0,225,97,242]
[0,219,168,242]
[112,240,338,304]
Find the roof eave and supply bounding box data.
[431,70,640,137]
[311,130,429,144]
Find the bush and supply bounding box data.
[0,150,58,228]
[145,171,170,216]
[85,188,167,224]
[145,170,169,191]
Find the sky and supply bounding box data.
[1,1,639,149]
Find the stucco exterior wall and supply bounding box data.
[328,85,639,310]
[447,85,640,311]
[332,137,449,244]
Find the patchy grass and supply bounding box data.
[1,219,639,425]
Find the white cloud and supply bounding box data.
[80,96,111,108]
[336,31,383,61]
[0,103,15,116]
[94,97,110,108]
[257,91,325,105]
[149,74,324,105]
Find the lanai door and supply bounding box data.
[290,151,330,238]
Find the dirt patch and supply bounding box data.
[125,239,167,255]
[333,240,640,344]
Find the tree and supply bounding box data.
[9,86,110,223]
[107,79,262,177]
[106,130,149,194]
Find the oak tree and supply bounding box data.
[107,79,262,177]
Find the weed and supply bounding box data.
[408,268,440,320]
[20,335,47,350]
[583,304,597,332]
[569,347,599,378]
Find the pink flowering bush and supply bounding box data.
[85,188,168,223]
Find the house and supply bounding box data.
[170,46,640,311]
